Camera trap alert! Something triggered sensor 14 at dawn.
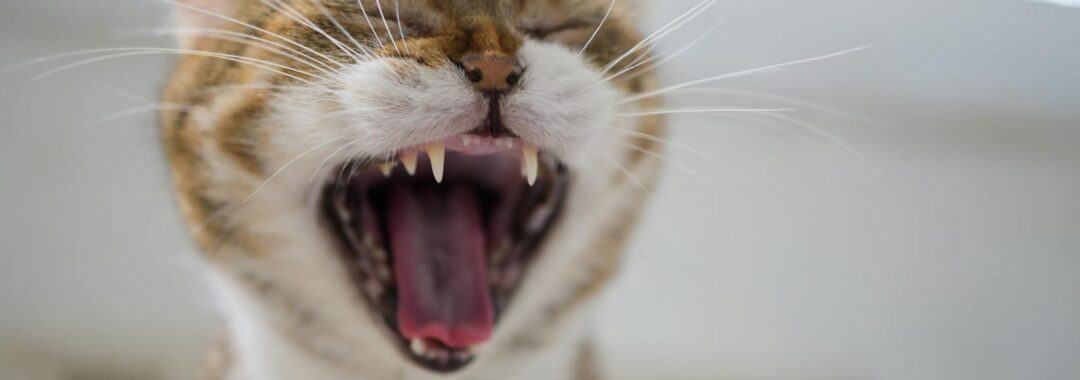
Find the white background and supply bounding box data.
[2,1,1079,379]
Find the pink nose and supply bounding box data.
[458,55,523,93]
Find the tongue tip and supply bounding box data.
[401,320,494,349]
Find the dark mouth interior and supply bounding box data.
[321,147,568,373]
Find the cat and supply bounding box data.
[160,0,665,379]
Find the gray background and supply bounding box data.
[2,0,1079,379]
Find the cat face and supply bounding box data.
[163,0,661,377]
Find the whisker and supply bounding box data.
[619,45,872,104]
[240,136,348,207]
[313,0,377,60]
[261,0,365,63]
[602,20,725,86]
[601,0,717,74]
[357,0,386,47]
[145,29,339,76]
[152,0,347,69]
[395,0,411,55]
[579,0,617,55]
[375,0,402,55]
[83,103,193,129]
[610,126,756,188]
[138,27,341,73]
[642,87,895,130]
[616,107,794,117]
[752,112,878,169]
[601,153,649,192]
[613,140,722,189]
[28,48,319,84]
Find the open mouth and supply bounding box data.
[321,135,569,373]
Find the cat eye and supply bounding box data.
[519,20,591,39]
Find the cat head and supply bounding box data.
[163,0,661,377]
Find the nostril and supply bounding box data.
[506,71,521,87]
[466,68,484,83]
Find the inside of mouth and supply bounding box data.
[323,146,567,371]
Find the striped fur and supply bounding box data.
[161,1,664,378]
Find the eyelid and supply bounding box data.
[523,19,590,38]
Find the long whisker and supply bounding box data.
[600,20,725,87]
[637,87,895,130]
[601,153,648,192]
[613,140,722,188]
[83,103,193,129]
[313,0,377,60]
[240,136,347,206]
[261,0,365,63]
[375,0,402,55]
[151,0,347,69]
[357,0,386,47]
[579,0,617,55]
[29,48,319,84]
[145,29,339,76]
[601,0,716,74]
[619,45,872,104]
[752,112,878,169]
[616,107,794,117]
[610,127,756,188]
[395,0,411,55]
[138,27,340,72]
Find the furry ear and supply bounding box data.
[172,0,237,47]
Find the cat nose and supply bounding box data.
[458,55,523,93]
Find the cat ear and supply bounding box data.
[172,0,237,47]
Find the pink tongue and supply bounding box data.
[388,184,493,348]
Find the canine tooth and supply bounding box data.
[522,145,538,186]
[426,143,445,183]
[379,162,394,177]
[410,338,427,356]
[462,135,472,147]
[401,151,418,175]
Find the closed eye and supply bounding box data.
[520,20,591,39]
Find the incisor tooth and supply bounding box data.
[401,151,418,175]
[426,143,445,183]
[522,145,538,186]
[379,162,394,177]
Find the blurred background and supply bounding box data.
[2,0,1079,379]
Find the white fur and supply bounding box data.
[202,38,642,379]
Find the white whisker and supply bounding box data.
[614,140,722,189]
[151,0,347,69]
[601,154,648,192]
[619,45,872,104]
[146,29,339,76]
[395,0,411,55]
[311,0,378,60]
[605,20,725,86]
[601,0,717,74]
[240,136,347,207]
[29,48,319,84]
[610,127,756,188]
[375,0,401,55]
[261,0,364,63]
[357,0,386,47]
[616,107,794,117]
[580,0,617,55]
[83,103,192,129]
[645,87,895,130]
[752,112,878,169]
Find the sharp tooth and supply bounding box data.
[426,143,445,183]
[379,162,394,177]
[410,338,427,356]
[522,144,538,186]
[401,151,418,175]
